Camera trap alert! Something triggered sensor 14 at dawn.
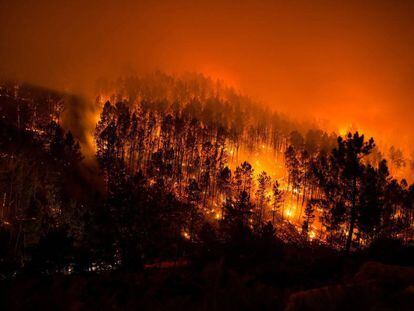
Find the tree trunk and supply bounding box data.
[345,177,357,253]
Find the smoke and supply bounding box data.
[1,0,414,150]
[60,94,98,158]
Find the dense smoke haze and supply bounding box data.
[1,0,414,147]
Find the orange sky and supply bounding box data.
[1,0,414,148]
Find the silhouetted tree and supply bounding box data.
[314,132,375,252]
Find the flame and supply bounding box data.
[309,230,316,240]
[181,230,191,240]
[285,209,293,218]
[214,211,222,220]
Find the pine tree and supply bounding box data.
[302,200,316,240]
[272,180,284,223]
[255,171,271,225]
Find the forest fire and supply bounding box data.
[2,1,414,310]
[68,74,414,248]
[0,75,413,283]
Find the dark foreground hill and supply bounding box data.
[2,260,414,310]
[2,239,414,311]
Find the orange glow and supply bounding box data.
[309,230,316,240]
[200,65,240,90]
[285,209,293,219]
[1,0,414,156]
[181,230,191,240]
[214,211,222,220]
